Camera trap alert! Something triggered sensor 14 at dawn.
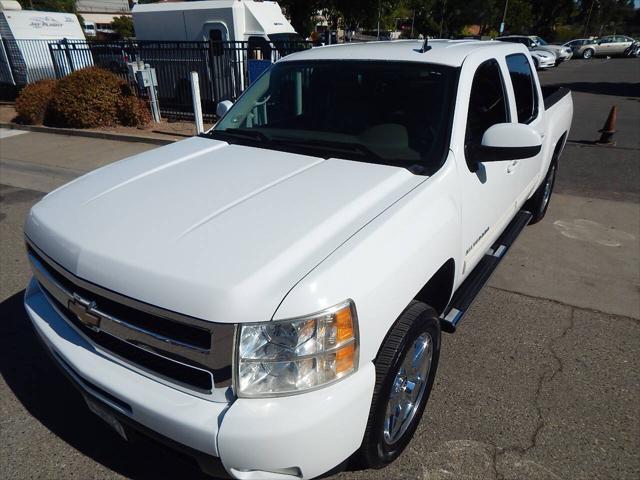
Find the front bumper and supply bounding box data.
[25,278,376,479]
[537,58,556,68]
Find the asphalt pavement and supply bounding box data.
[0,57,639,480]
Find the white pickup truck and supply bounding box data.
[24,40,572,479]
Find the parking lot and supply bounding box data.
[1,57,638,480]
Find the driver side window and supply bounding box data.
[465,59,509,150]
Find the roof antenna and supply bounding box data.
[419,36,431,53]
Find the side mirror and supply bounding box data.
[216,100,233,119]
[470,123,542,163]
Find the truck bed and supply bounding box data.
[542,86,571,110]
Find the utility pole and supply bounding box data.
[439,0,447,38]
[377,0,381,40]
[584,0,596,37]
[500,0,509,34]
[411,10,415,38]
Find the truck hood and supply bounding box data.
[25,137,424,323]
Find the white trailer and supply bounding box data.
[0,1,90,85]
[132,0,299,44]
[132,0,301,106]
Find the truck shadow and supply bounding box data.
[0,291,214,479]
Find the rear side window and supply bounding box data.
[465,59,509,146]
[506,54,538,124]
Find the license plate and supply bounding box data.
[85,396,128,441]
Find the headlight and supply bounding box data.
[235,300,358,397]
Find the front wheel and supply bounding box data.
[355,301,441,469]
[582,48,594,59]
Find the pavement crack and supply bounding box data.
[486,285,640,324]
[493,308,576,476]
[490,444,501,480]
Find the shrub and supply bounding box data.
[47,67,133,128]
[15,79,57,125]
[117,95,152,127]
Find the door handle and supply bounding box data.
[506,160,519,174]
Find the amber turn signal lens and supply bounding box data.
[335,342,355,374]
[335,305,354,344]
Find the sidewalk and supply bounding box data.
[0,128,156,193]
[0,104,212,145]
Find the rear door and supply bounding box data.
[612,35,633,54]
[504,53,546,207]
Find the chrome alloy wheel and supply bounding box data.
[541,165,556,212]
[383,332,433,444]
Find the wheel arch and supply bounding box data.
[554,131,568,160]
[413,258,455,315]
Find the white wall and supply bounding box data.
[76,0,130,14]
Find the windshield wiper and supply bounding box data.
[277,137,383,161]
[208,128,271,143]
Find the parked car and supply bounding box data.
[24,39,573,480]
[562,38,597,58]
[83,20,97,38]
[528,36,573,62]
[580,35,637,58]
[529,49,556,69]
[497,35,573,64]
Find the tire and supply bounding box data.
[356,301,441,469]
[524,160,557,224]
[582,48,594,59]
[533,58,539,70]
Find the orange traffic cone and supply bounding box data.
[597,106,617,144]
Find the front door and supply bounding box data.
[504,53,546,208]
[458,57,522,274]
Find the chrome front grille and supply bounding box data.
[26,239,235,401]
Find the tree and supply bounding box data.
[530,0,575,38]
[279,0,325,38]
[111,15,135,39]
[18,0,75,12]
[576,0,636,37]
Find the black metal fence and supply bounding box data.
[2,38,309,119]
[0,38,92,85]
[1,38,310,118]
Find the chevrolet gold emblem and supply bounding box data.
[68,294,101,330]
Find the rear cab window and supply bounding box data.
[505,54,539,124]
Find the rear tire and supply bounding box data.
[355,301,441,469]
[582,48,594,59]
[524,160,557,224]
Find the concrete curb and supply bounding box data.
[0,122,177,146]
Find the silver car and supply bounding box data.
[496,35,572,64]
[581,35,636,59]
[562,38,598,58]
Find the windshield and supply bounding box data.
[209,61,457,174]
[534,36,548,46]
